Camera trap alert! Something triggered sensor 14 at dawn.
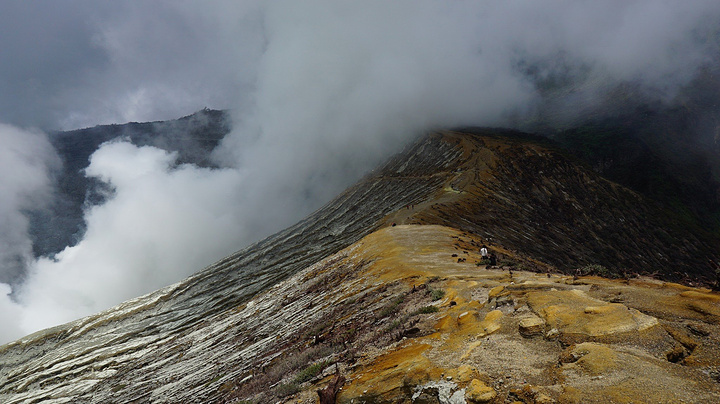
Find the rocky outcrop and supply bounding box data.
[466,379,496,403]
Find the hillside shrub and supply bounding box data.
[275,383,300,397]
[429,288,445,301]
[416,306,439,314]
[378,296,404,318]
[294,361,328,384]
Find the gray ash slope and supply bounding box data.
[0,132,456,403]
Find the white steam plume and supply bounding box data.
[17,142,247,332]
[0,124,58,282]
[0,124,58,342]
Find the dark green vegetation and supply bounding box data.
[294,361,330,384]
[415,306,440,314]
[429,287,446,301]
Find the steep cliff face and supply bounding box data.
[1,129,718,403]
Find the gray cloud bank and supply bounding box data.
[1,0,719,343]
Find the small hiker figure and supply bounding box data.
[480,245,488,260]
[489,253,497,266]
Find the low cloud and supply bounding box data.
[0,124,58,285]
[0,283,23,343]
[0,124,58,342]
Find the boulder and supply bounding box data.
[519,315,545,337]
[465,379,496,403]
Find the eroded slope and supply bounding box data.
[394,131,719,283]
[217,225,720,403]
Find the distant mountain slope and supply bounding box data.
[1,129,718,403]
[29,109,231,259]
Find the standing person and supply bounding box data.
[489,253,497,266]
[480,245,488,260]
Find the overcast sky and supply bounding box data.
[1,0,719,344]
[2,1,719,131]
[0,1,264,130]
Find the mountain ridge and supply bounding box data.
[388,130,718,284]
[2,128,719,403]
